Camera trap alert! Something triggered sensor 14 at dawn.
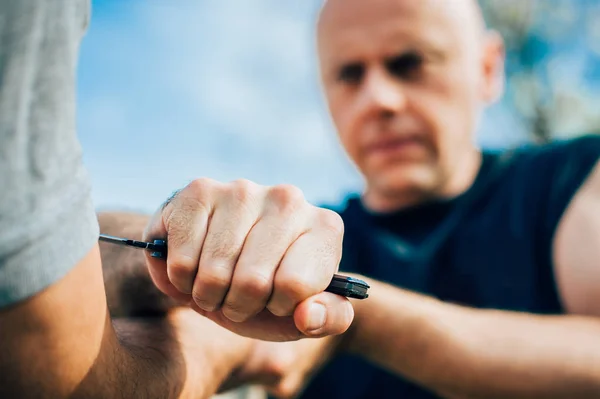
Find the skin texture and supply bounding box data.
[143,178,354,342]
[69,1,600,397]
[317,0,503,212]
[553,162,600,316]
[96,211,343,398]
[215,0,600,397]
[345,276,600,399]
[227,171,600,399]
[97,211,324,398]
[0,244,253,399]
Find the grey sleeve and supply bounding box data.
[0,0,99,308]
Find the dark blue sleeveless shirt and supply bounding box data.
[293,135,600,399]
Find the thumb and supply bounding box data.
[293,292,354,338]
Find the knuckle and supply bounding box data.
[267,184,305,213]
[167,254,197,280]
[263,351,293,378]
[188,177,217,194]
[195,266,231,293]
[276,383,302,399]
[162,179,213,218]
[275,273,315,302]
[191,294,218,311]
[234,271,272,299]
[221,299,250,319]
[316,208,345,236]
[229,178,258,202]
[266,301,292,317]
[230,178,256,191]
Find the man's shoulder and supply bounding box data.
[480,134,600,195]
[504,134,600,166]
[484,134,600,256]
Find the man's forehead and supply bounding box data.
[318,0,482,25]
[317,0,484,54]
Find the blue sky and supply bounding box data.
[77,0,527,214]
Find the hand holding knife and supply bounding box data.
[99,234,370,300]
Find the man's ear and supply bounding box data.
[481,30,506,104]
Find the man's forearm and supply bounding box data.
[69,315,188,399]
[346,277,600,399]
[0,247,251,399]
[68,309,251,399]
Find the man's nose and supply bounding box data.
[358,68,407,117]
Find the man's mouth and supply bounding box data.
[365,135,425,157]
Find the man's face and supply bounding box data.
[317,0,503,205]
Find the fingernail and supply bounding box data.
[306,303,327,332]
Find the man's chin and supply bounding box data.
[375,163,438,190]
[364,167,440,210]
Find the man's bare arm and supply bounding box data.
[0,244,252,398]
[342,162,600,399]
[553,160,600,317]
[346,277,600,399]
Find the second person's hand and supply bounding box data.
[143,178,354,341]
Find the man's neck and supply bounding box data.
[362,150,483,213]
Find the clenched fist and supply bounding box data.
[143,178,354,341]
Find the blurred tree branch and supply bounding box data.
[479,0,600,143]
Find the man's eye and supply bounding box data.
[337,63,364,85]
[385,52,423,80]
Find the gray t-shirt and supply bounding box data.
[0,0,99,307]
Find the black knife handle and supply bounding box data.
[149,240,369,300]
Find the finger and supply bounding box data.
[192,293,354,341]
[143,179,217,297]
[267,209,344,317]
[221,185,306,323]
[192,179,262,312]
[165,183,216,294]
[192,305,303,342]
[268,374,306,399]
[144,249,192,304]
[293,291,354,337]
[142,199,190,303]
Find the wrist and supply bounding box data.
[339,277,436,358]
[337,278,474,394]
[340,297,369,356]
[335,273,374,355]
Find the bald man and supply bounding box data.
[215,1,600,398]
[100,1,600,398]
